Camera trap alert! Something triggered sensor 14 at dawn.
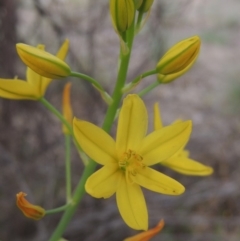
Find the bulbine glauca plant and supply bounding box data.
[0,0,213,240]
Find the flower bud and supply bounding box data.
[134,0,143,9]
[16,192,45,220]
[137,0,154,12]
[62,82,73,134]
[156,36,201,83]
[110,0,135,33]
[16,43,71,79]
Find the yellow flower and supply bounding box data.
[0,40,69,100]
[110,0,135,33]
[154,103,213,175]
[73,94,192,230]
[62,82,73,134]
[156,36,201,83]
[16,192,45,220]
[124,219,164,241]
[16,41,71,79]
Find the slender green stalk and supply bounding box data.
[40,98,72,135]
[132,69,157,84]
[40,98,82,154]
[49,20,136,241]
[65,134,72,202]
[136,11,144,33]
[70,71,104,91]
[138,80,160,97]
[45,204,70,215]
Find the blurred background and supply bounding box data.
[0,0,240,240]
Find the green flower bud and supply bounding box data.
[135,0,143,9]
[16,43,71,79]
[110,0,135,33]
[156,36,201,83]
[137,0,154,12]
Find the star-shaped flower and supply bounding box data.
[0,40,69,100]
[73,94,192,230]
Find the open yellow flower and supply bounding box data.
[0,40,69,100]
[16,192,45,220]
[73,94,192,230]
[124,219,164,241]
[154,103,213,175]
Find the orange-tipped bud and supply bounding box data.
[124,219,164,241]
[62,82,73,134]
[16,192,45,220]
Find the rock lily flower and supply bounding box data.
[0,40,69,100]
[73,94,192,230]
[16,41,71,79]
[16,192,45,220]
[124,219,164,241]
[154,103,213,175]
[156,36,201,83]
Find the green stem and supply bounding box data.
[40,98,82,153]
[65,134,72,202]
[136,11,144,33]
[49,20,136,241]
[138,80,160,97]
[132,69,157,84]
[45,204,70,215]
[70,71,104,91]
[40,98,72,135]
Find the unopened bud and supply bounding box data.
[156,36,201,83]
[137,0,154,12]
[62,82,73,134]
[110,0,135,33]
[16,43,71,79]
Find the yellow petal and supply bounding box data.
[153,103,163,130]
[124,219,165,241]
[85,164,121,198]
[132,167,185,195]
[162,156,214,176]
[73,118,117,165]
[116,177,148,230]
[140,121,192,166]
[56,39,69,60]
[116,95,147,157]
[0,79,38,100]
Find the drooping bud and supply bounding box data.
[16,43,71,79]
[156,36,201,83]
[124,219,164,241]
[62,82,73,134]
[16,192,45,220]
[137,0,154,12]
[110,0,135,34]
